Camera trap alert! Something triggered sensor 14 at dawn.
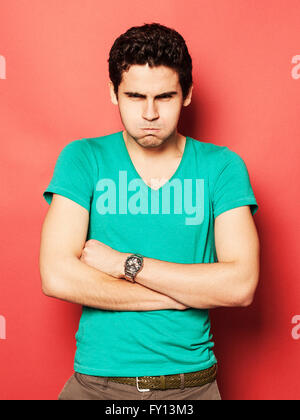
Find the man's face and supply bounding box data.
[109,63,192,148]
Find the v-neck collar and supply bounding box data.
[119,130,190,193]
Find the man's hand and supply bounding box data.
[80,239,128,279]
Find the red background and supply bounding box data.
[0,0,299,400]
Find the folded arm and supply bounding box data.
[39,194,187,311]
[133,206,260,309]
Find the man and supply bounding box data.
[40,23,260,400]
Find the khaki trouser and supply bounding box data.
[58,372,222,400]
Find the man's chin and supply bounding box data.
[137,137,165,148]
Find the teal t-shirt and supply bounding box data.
[43,130,258,377]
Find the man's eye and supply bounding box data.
[127,95,172,100]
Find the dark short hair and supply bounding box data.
[108,23,193,101]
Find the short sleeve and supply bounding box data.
[43,139,94,212]
[212,150,258,219]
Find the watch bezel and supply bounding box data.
[124,254,144,281]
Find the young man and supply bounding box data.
[40,23,260,400]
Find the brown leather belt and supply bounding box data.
[109,364,217,392]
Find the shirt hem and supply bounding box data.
[214,197,258,218]
[43,187,90,212]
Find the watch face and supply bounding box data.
[127,256,142,273]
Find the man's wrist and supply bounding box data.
[119,252,131,279]
[120,252,145,282]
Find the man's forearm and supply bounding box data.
[134,256,256,309]
[41,255,187,311]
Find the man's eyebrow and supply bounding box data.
[123,91,178,98]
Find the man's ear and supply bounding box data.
[108,81,118,105]
[183,84,193,107]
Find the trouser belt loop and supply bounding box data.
[180,373,185,390]
[160,375,166,390]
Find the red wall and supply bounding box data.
[1,0,299,400]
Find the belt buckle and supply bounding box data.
[136,377,150,393]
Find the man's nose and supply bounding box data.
[142,100,159,120]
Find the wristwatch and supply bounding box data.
[124,253,144,283]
